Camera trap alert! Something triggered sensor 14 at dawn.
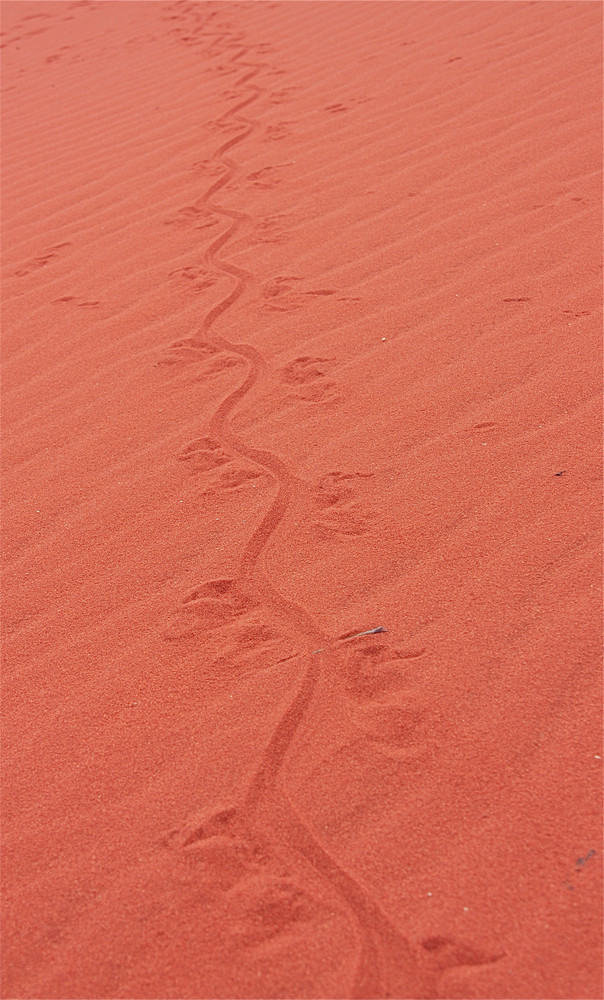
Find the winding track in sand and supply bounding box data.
[162,15,433,999]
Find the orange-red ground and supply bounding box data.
[2,2,602,998]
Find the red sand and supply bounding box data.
[1,2,602,998]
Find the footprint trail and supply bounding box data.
[162,15,436,998]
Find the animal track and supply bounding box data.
[164,206,220,231]
[421,935,505,971]
[178,436,230,471]
[183,578,253,617]
[263,121,295,141]
[163,579,257,642]
[250,214,291,246]
[246,165,285,189]
[14,241,72,277]
[178,437,267,491]
[354,698,435,757]
[165,806,330,952]
[229,877,320,947]
[262,275,304,310]
[169,265,219,293]
[279,357,340,404]
[312,471,372,535]
[163,806,264,887]
[213,62,241,77]
[261,276,338,313]
[261,275,337,312]
[52,296,100,308]
[166,805,245,849]
[206,466,266,492]
[191,158,226,178]
[280,355,333,385]
[186,617,298,681]
[336,639,437,758]
[163,587,297,682]
[339,642,406,702]
[154,20,430,994]
[268,87,300,105]
[198,354,243,378]
[208,117,248,133]
[157,338,223,367]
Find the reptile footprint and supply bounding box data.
[421,935,505,972]
[164,807,263,891]
[14,241,72,277]
[246,166,284,190]
[164,206,219,230]
[178,436,230,472]
[263,121,295,141]
[251,214,291,246]
[313,470,372,535]
[197,354,243,379]
[181,578,254,624]
[338,639,437,758]
[354,696,436,758]
[162,579,257,643]
[165,805,241,849]
[191,158,226,178]
[157,338,219,367]
[261,275,305,311]
[279,356,340,404]
[339,641,406,701]
[229,877,321,948]
[163,566,267,643]
[169,265,219,294]
[205,466,265,492]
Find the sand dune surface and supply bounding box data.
[1,2,602,998]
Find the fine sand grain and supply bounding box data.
[1,2,602,998]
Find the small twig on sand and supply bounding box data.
[312,626,387,654]
[340,626,387,641]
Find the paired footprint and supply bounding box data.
[250,213,291,246]
[312,471,372,536]
[13,241,72,277]
[177,435,267,497]
[178,578,255,632]
[163,805,332,951]
[278,355,340,405]
[337,638,439,760]
[178,436,229,472]
[164,206,219,230]
[168,264,219,294]
[162,577,297,688]
[157,337,243,374]
[162,577,251,645]
[157,337,221,367]
[263,121,295,141]
[246,165,284,190]
[261,276,338,314]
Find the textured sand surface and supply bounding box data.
[1,2,602,998]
